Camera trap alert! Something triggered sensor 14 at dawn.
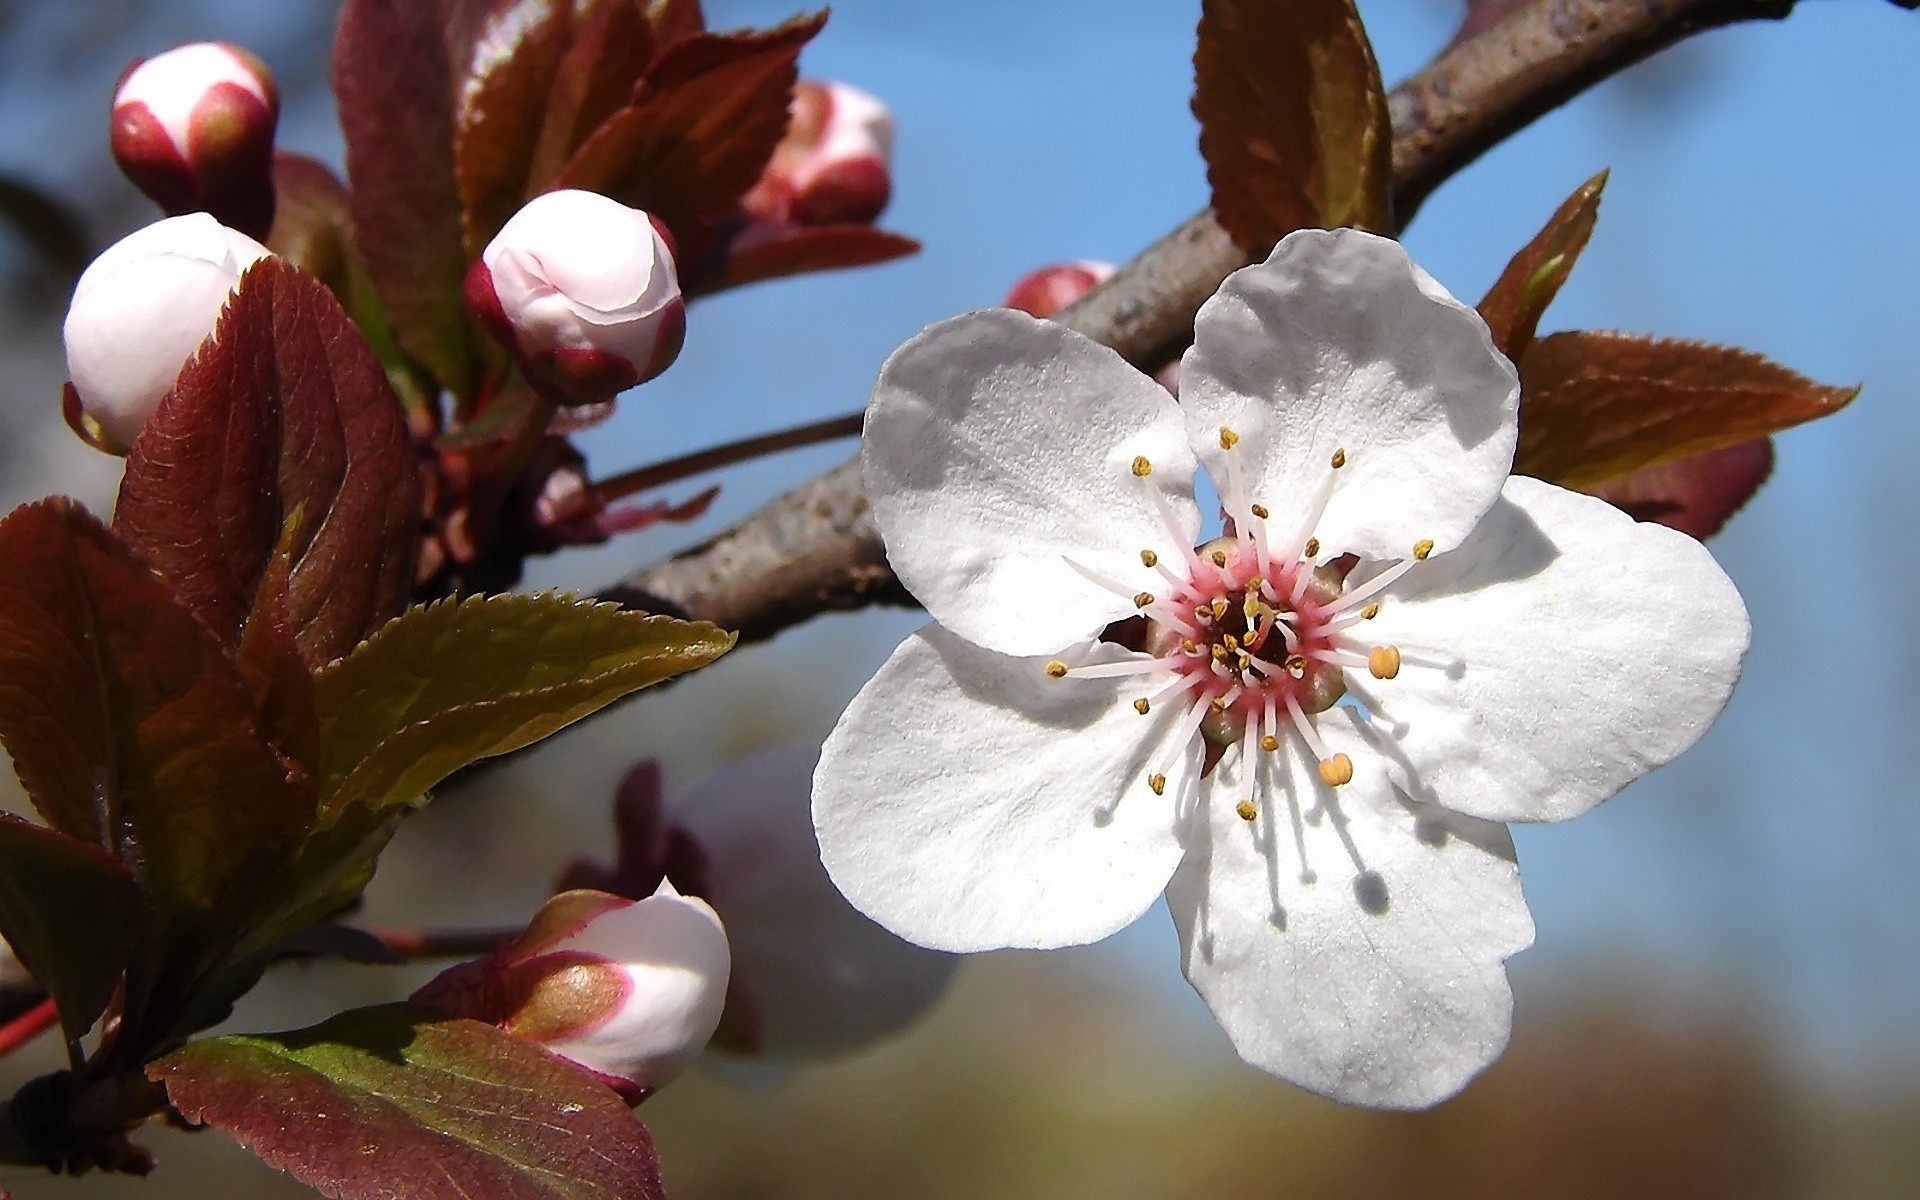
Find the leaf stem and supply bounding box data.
[369,927,518,960]
[592,411,865,506]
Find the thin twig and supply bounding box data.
[610,0,1805,644]
[594,411,864,505]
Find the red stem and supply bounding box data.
[0,998,57,1059]
[368,927,519,960]
[594,411,864,505]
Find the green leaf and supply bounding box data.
[0,815,137,1040]
[113,258,420,679]
[333,0,479,398]
[455,0,580,255]
[0,501,312,940]
[1192,0,1392,249]
[313,594,733,824]
[1478,170,1608,360]
[1515,331,1858,491]
[151,1004,665,1200]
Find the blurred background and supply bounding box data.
[1,1,1916,1196]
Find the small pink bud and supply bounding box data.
[415,883,730,1102]
[744,80,895,226]
[62,213,270,451]
[469,190,686,406]
[111,42,279,239]
[1003,260,1116,319]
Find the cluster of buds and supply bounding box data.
[110,42,279,239]
[413,883,730,1103]
[466,189,686,408]
[62,213,270,450]
[743,80,895,227]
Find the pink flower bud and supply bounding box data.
[1003,260,1115,320]
[467,189,686,407]
[62,213,270,450]
[744,80,895,227]
[415,883,730,1102]
[111,42,279,239]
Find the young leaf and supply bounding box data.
[113,258,419,676]
[312,594,733,824]
[558,13,826,239]
[525,0,658,194]
[0,815,137,1040]
[1193,0,1392,250]
[455,0,579,255]
[1590,437,1774,540]
[1479,170,1608,359]
[706,224,920,294]
[648,0,705,47]
[151,1004,665,1200]
[0,501,312,926]
[334,0,478,397]
[1514,331,1858,490]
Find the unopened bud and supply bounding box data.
[744,80,894,226]
[1004,261,1115,320]
[62,213,270,451]
[111,42,279,239]
[414,882,729,1102]
[468,189,685,406]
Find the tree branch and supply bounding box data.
[611,0,1803,644]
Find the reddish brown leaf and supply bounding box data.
[456,0,580,255]
[707,223,920,294]
[0,815,137,1040]
[153,1004,665,1200]
[1591,437,1773,540]
[0,501,310,926]
[113,258,419,675]
[334,0,478,397]
[526,0,658,194]
[558,12,825,239]
[1479,170,1607,360]
[1193,0,1392,250]
[648,0,704,46]
[1514,330,1858,491]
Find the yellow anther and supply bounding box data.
[1181,638,1199,654]
[1044,660,1069,678]
[1133,698,1151,715]
[1211,644,1229,662]
[1330,447,1347,469]
[1259,734,1280,753]
[1318,754,1354,787]
[1361,602,1380,620]
[1140,549,1159,567]
[1246,576,1265,592]
[1132,456,1153,477]
[1210,548,1229,568]
[1218,426,1240,450]
[1133,591,1155,608]
[1250,503,1269,519]
[1304,537,1320,558]
[1148,773,1167,796]
[1285,654,1307,675]
[1222,634,1240,652]
[1413,538,1434,560]
[1211,598,1230,619]
[1235,799,1258,822]
[1369,645,1402,680]
[1209,695,1230,713]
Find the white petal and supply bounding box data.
[1181,228,1518,563]
[813,625,1192,953]
[863,309,1199,657]
[671,743,957,1059]
[1167,711,1534,1108]
[1363,475,1751,824]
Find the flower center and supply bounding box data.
[1047,427,1436,822]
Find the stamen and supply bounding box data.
[1140,549,1158,567]
[1362,603,1379,620]
[1133,591,1154,608]
[1250,504,1269,519]
[1210,549,1229,568]
[1285,696,1351,788]
[1148,774,1167,795]
[1413,538,1434,560]
[1327,559,1417,615]
[1318,754,1355,787]
[1049,656,1171,680]
[1147,696,1213,796]
[1132,456,1152,477]
[1304,537,1320,558]
[1045,660,1068,678]
[1236,799,1258,822]
[1134,698,1151,715]
[1368,645,1401,679]
[1218,427,1240,450]
[1279,465,1339,564]
[1330,447,1347,469]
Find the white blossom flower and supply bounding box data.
[812,228,1750,1107]
[466,189,685,405]
[62,212,271,450]
[744,80,895,226]
[110,42,279,236]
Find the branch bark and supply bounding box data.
[611,0,1801,645]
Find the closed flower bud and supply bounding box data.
[1003,260,1115,320]
[62,213,270,450]
[414,882,730,1102]
[111,42,279,239]
[467,189,686,406]
[744,80,895,227]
